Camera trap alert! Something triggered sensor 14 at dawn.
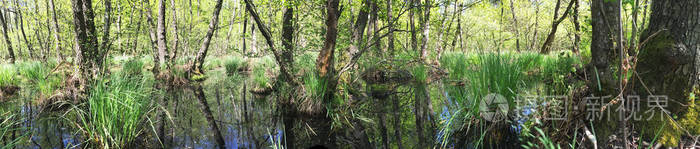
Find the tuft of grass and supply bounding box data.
[223,56,246,76]
[16,61,62,98]
[75,70,153,148]
[122,58,144,78]
[0,64,18,87]
[252,64,270,89]
[438,52,537,147]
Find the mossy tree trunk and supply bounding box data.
[634,0,699,146]
[70,0,100,91]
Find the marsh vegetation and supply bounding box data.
[1,0,700,148]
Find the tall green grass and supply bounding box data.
[438,52,537,147]
[0,64,17,87]
[75,61,152,148]
[223,56,246,76]
[16,61,62,98]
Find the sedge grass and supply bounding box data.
[0,64,17,87]
[74,62,153,148]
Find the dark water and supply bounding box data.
[3,68,458,148]
[3,70,286,148]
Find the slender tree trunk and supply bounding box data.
[144,0,160,75]
[419,0,431,61]
[410,0,418,52]
[99,0,112,67]
[347,0,369,61]
[15,0,34,59]
[509,0,521,51]
[309,0,341,147]
[0,7,14,64]
[49,0,63,61]
[170,0,179,64]
[571,0,580,53]
[156,0,168,70]
[387,0,395,55]
[191,0,224,73]
[32,0,46,59]
[539,0,575,53]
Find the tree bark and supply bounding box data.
[70,0,101,95]
[571,0,580,53]
[280,3,298,148]
[0,7,14,64]
[243,0,295,85]
[590,0,620,93]
[637,0,700,119]
[347,0,369,61]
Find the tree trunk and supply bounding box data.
[99,0,112,67]
[170,0,179,63]
[281,3,297,149]
[571,0,580,53]
[49,0,63,61]
[0,7,14,64]
[410,0,418,53]
[590,0,620,93]
[310,0,341,147]
[419,0,431,61]
[70,0,100,93]
[539,0,575,53]
[509,0,521,51]
[144,0,160,75]
[34,0,47,60]
[156,0,168,70]
[15,0,34,59]
[347,0,369,61]
[636,0,700,127]
[191,0,224,74]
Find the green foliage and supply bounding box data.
[520,127,564,149]
[76,71,152,148]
